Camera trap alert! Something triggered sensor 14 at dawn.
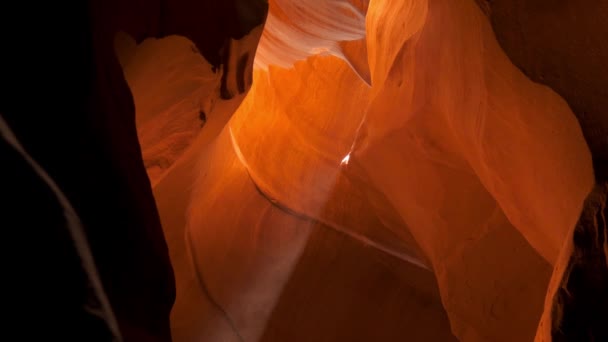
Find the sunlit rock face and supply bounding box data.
[255,0,371,84]
[349,2,594,340]
[124,0,600,341]
[117,20,266,185]
[183,128,455,341]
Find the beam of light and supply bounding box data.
[229,125,429,271]
[341,153,351,165]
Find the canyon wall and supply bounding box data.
[126,0,604,340]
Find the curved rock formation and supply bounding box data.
[478,2,608,340]
[131,0,602,341]
[8,0,602,340]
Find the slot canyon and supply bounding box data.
[1,0,607,341]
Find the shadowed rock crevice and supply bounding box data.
[551,184,608,341]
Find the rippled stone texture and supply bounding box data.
[125,0,603,341]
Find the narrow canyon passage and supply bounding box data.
[2,0,605,341]
[118,0,603,341]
